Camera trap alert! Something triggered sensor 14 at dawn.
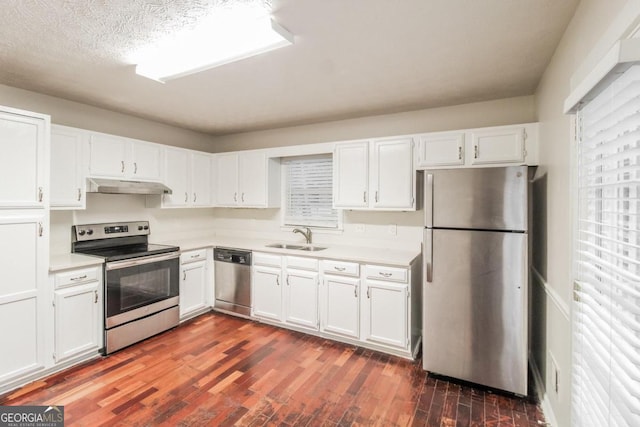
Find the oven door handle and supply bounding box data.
[106,252,180,270]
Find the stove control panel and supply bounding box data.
[72,221,150,241]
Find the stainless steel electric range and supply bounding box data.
[72,221,180,354]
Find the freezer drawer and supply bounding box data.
[424,166,529,231]
[423,228,528,395]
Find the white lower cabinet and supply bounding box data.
[362,280,408,350]
[321,274,361,339]
[180,249,209,320]
[283,257,319,331]
[250,254,420,360]
[252,252,283,321]
[52,265,102,364]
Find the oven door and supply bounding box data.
[105,252,179,329]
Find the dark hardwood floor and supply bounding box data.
[0,313,545,426]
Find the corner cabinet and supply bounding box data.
[50,125,87,210]
[333,137,416,211]
[159,148,212,208]
[214,151,280,208]
[0,105,50,394]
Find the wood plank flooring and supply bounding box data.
[0,313,546,426]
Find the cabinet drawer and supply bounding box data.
[55,267,100,288]
[253,252,282,268]
[365,265,408,283]
[181,249,207,264]
[286,256,318,271]
[322,260,359,277]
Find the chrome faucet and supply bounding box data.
[293,227,312,244]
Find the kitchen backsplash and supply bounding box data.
[50,193,423,254]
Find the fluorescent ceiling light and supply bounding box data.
[134,2,294,83]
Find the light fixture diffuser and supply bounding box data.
[134,3,294,82]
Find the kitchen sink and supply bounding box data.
[299,246,327,251]
[265,243,327,252]
[265,243,305,250]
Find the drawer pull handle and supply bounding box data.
[190,254,200,259]
[334,266,346,272]
[71,275,87,281]
[379,272,392,278]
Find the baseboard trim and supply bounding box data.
[531,267,570,322]
[530,357,558,427]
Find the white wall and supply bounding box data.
[532,1,639,425]
[0,84,216,151]
[211,95,536,152]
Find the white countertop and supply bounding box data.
[166,236,420,267]
[50,253,104,272]
[50,236,420,271]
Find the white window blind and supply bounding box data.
[283,156,339,228]
[574,64,640,427]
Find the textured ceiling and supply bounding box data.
[0,0,579,135]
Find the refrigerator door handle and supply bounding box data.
[425,173,434,227]
[424,228,433,283]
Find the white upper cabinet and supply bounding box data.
[416,131,465,168]
[371,137,415,209]
[50,125,87,210]
[416,123,537,169]
[0,109,47,208]
[159,148,212,208]
[333,141,369,208]
[334,138,415,210]
[214,151,280,208]
[468,125,526,165]
[88,133,162,181]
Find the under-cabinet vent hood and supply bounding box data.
[86,178,172,195]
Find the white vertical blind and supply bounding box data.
[283,156,339,228]
[574,64,640,427]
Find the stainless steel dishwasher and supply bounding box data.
[214,247,252,318]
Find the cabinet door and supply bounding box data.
[163,147,190,207]
[215,153,239,206]
[130,140,162,181]
[191,152,212,207]
[180,261,207,318]
[54,282,100,362]
[88,134,128,178]
[469,126,525,165]
[363,280,408,349]
[333,141,369,208]
[417,132,465,167]
[321,275,360,339]
[50,126,85,209]
[0,111,46,208]
[284,269,319,331]
[0,214,47,384]
[239,152,267,207]
[371,137,414,209]
[252,266,282,322]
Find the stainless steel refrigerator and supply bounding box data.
[422,166,531,395]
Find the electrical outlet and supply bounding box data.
[355,224,365,233]
[388,224,397,235]
[549,352,560,395]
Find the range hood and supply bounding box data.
[86,178,172,195]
